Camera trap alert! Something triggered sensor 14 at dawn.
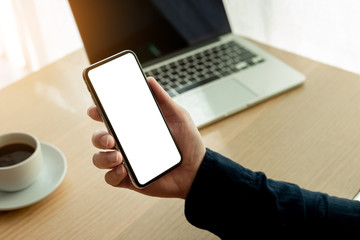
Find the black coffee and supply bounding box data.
[0,143,35,167]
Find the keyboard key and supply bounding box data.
[235,62,248,70]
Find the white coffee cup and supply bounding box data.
[0,132,43,192]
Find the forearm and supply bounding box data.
[185,149,360,237]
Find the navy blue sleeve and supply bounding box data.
[185,149,360,238]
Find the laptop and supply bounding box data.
[69,0,305,128]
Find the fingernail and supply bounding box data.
[100,134,109,147]
[112,151,119,164]
[116,164,125,175]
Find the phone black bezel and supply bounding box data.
[82,50,182,188]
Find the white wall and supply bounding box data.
[224,0,360,74]
[0,0,82,89]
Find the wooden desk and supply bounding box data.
[1,41,360,239]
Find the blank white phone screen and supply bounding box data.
[87,53,181,185]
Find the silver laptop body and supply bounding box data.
[143,33,304,127]
[69,0,305,128]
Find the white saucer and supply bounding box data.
[0,142,67,211]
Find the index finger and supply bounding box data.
[87,106,103,122]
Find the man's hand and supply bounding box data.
[88,77,206,199]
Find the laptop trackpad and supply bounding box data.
[175,78,258,126]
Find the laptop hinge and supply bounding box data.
[142,37,222,68]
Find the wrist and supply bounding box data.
[180,147,206,200]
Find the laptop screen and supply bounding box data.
[69,0,231,64]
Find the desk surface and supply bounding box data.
[1,40,360,239]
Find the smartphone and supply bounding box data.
[83,50,182,188]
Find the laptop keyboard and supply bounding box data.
[144,41,265,97]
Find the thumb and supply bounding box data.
[147,77,179,113]
[147,77,189,123]
[147,77,171,105]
